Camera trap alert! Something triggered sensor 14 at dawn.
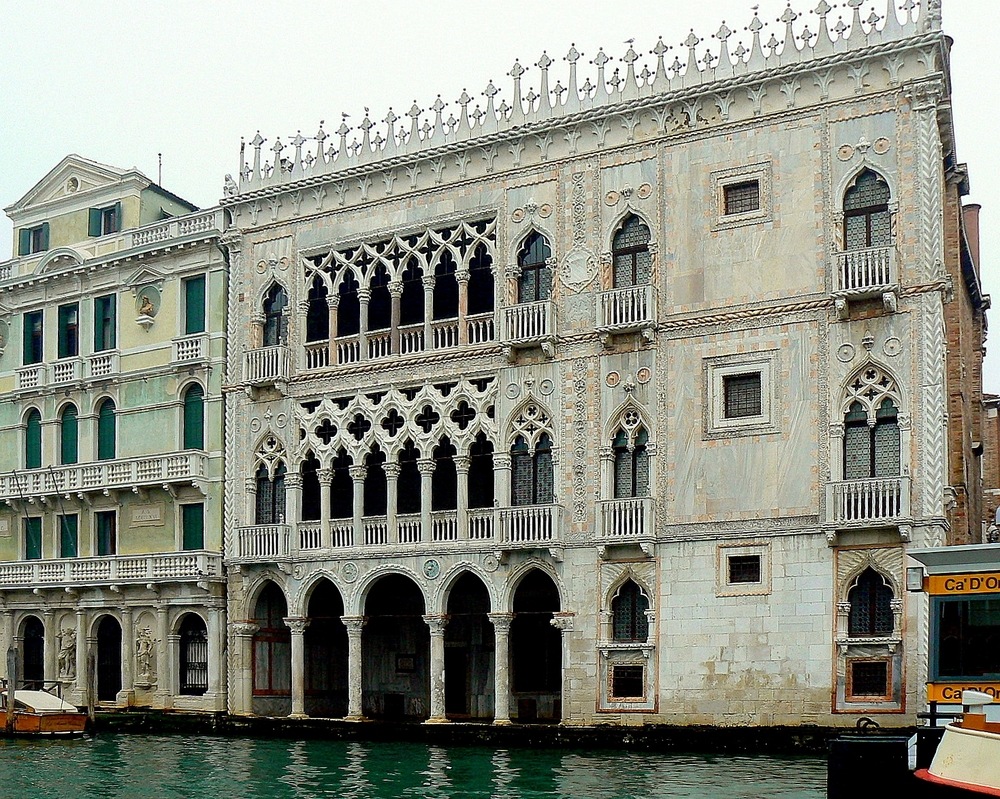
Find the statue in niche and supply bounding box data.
[138,294,156,317]
[136,627,156,682]
[57,628,76,680]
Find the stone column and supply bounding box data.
[285,616,310,718]
[488,613,513,725]
[0,609,12,682]
[155,605,169,706]
[229,622,259,715]
[417,458,435,542]
[384,462,401,544]
[285,473,302,552]
[341,615,367,720]
[166,633,180,698]
[121,607,135,703]
[250,312,265,349]
[424,614,449,723]
[244,477,257,531]
[422,276,435,349]
[327,296,339,366]
[455,455,470,539]
[550,612,575,724]
[318,467,333,549]
[388,281,403,354]
[456,268,470,345]
[494,453,512,539]
[206,606,225,707]
[42,609,56,687]
[296,299,309,370]
[599,446,614,503]
[349,466,367,546]
[358,287,371,361]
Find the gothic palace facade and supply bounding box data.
[0,0,990,727]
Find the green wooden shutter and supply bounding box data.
[97,400,116,460]
[93,294,117,351]
[58,304,78,358]
[185,276,206,334]
[114,202,122,233]
[89,208,102,237]
[183,385,205,449]
[24,518,42,560]
[22,314,32,364]
[18,229,30,255]
[59,515,78,558]
[60,406,78,465]
[182,504,204,550]
[107,295,117,349]
[25,410,41,469]
[39,223,49,251]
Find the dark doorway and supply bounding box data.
[252,582,291,716]
[179,614,209,696]
[511,569,561,722]
[362,574,429,720]
[305,580,348,717]
[444,573,493,720]
[96,615,122,702]
[22,616,44,689]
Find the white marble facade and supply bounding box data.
[221,2,971,726]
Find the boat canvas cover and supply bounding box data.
[1,690,79,713]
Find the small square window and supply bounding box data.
[18,224,49,256]
[724,181,760,216]
[847,659,891,701]
[723,373,762,419]
[101,206,119,235]
[610,664,644,699]
[728,554,762,584]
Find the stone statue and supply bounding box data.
[57,628,76,680]
[136,627,155,680]
[138,295,155,317]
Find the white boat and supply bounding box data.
[915,690,1000,796]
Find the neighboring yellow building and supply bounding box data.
[0,155,228,712]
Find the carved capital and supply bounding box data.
[423,614,449,636]
[550,611,575,632]
[417,458,436,476]
[453,455,471,473]
[341,615,367,634]
[284,616,310,634]
[230,622,260,638]
[383,462,402,479]
[348,465,368,481]
[488,612,514,633]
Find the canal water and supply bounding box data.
[0,734,825,799]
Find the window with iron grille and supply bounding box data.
[844,169,891,250]
[613,428,649,498]
[611,214,652,288]
[728,555,762,584]
[723,181,760,215]
[511,433,553,506]
[263,284,288,346]
[723,373,762,419]
[255,463,287,525]
[847,659,890,700]
[848,568,894,637]
[517,232,552,303]
[180,615,209,696]
[844,399,900,479]
[610,664,645,699]
[612,580,650,642]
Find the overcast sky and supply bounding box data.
[1,1,995,388]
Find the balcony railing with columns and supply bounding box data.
[173,335,208,363]
[235,525,290,560]
[498,504,562,549]
[87,351,120,378]
[501,301,555,352]
[598,285,656,335]
[599,497,654,540]
[0,451,207,503]
[244,344,289,386]
[16,365,46,390]
[833,246,897,295]
[0,551,223,590]
[826,476,910,526]
[51,358,82,385]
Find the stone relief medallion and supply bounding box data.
[275,412,288,429]
[539,379,555,396]
[255,259,269,274]
[636,367,652,385]
[837,144,855,161]
[292,564,306,580]
[536,204,553,218]
[511,208,526,223]
[560,247,598,292]
[636,183,653,200]
[873,137,891,155]
[342,562,359,583]
[605,190,620,206]
[483,554,499,573]
[606,371,621,388]
[423,559,440,580]
[0,319,9,354]
[249,417,263,434]
[883,337,902,357]
[836,343,856,363]
[505,382,521,399]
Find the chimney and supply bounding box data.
[964,203,982,271]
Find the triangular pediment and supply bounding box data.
[125,265,168,290]
[6,155,149,215]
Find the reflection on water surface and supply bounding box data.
[0,734,825,799]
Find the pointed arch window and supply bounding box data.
[612,580,650,642]
[330,449,353,519]
[468,433,495,509]
[305,275,329,342]
[369,263,392,331]
[433,249,459,320]
[844,169,891,250]
[613,427,649,499]
[511,433,554,506]
[517,232,552,303]
[363,448,387,517]
[432,438,457,511]
[399,258,424,327]
[611,214,652,288]
[848,567,894,637]
[301,453,321,521]
[844,398,900,479]
[468,242,494,316]
[336,271,360,337]
[97,399,116,461]
[255,462,286,525]
[60,404,78,465]
[183,384,205,450]
[25,409,41,469]
[263,284,289,346]
[397,441,422,515]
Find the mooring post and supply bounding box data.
[6,646,18,732]
[86,650,96,725]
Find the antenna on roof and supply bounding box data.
[158,153,162,185]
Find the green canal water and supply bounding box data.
[0,734,826,799]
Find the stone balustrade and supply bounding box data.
[235,525,290,560]
[599,497,653,540]
[833,246,896,295]
[87,351,119,378]
[598,285,656,333]
[498,504,561,548]
[826,476,911,525]
[173,334,208,363]
[0,551,222,589]
[244,344,289,385]
[501,301,554,346]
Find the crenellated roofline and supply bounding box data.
[223,1,940,205]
